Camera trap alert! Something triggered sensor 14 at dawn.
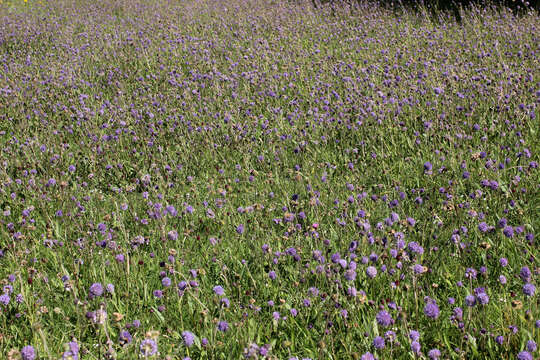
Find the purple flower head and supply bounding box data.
[424,301,440,319]
[502,226,514,238]
[236,224,245,234]
[182,331,195,347]
[140,339,158,357]
[428,349,441,360]
[465,295,476,307]
[520,267,531,282]
[217,321,229,332]
[119,330,133,345]
[517,351,533,360]
[495,335,504,345]
[213,285,225,296]
[376,310,393,327]
[523,283,535,297]
[526,340,537,352]
[411,341,421,354]
[424,162,433,172]
[373,336,385,349]
[162,277,171,287]
[499,258,508,267]
[21,345,36,360]
[89,283,104,299]
[361,352,376,360]
[167,230,178,241]
[366,266,377,279]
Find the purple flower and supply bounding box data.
[213,285,225,296]
[376,310,393,327]
[428,349,441,360]
[476,292,489,305]
[502,226,514,238]
[523,283,535,297]
[268,271,277,280]
[424,302,440,319]
[236,224,245,234]
[465,295,476,307]
[373,336,385,349]
[517,351,533,360]
[119,330,133,345]
[217,321,229,332]
[424,162,433,172]
[89,283,104,299]
[411,341,421,354]
[526,340,537,352]
[162,277,171,287]
[520,267,531,282]
[366,266,377,279]
[21,346,36,360]
[167,230,178,241]
[495,335,504,345]
[361,352,376,360]
[182,331,195,347]
[140,339,158,357]
[499,258,508,267]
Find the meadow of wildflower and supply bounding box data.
[0,0,538,359]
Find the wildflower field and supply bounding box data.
[0,0,538,358]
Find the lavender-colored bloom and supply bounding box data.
[523,283,535,296]
[499,258,508,267]
[89,283,103,298]
[427,349,441,360]
[167,230,178,241]
[213,285,225,296]
[236,224,245,234]
[502,226,514,238]
[21,345,36,360]
[361,352,376,360]
[424,162,432,171]
[182,331,195,347]
[217,321,229,332]
[520,267,531,282]
[526,340,537,352]
[495,335,504,345]
[499,275,507,284]
[366,266,377,279]
[465,295,476,307]
[140,339,158,357]
[119,330,133,345]
[376,310,393,327]
[268,271,277,280]
[373,336,385,349]
[409,330,420,341]
[161,277,171,287]
[411,341,421,354]
[517,351,533,360]
[476,292,489,305]
[424,302,440,319]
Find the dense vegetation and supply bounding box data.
[0,0,538,359]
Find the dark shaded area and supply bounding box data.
[311,0,539,21]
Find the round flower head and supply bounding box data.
[428,349,441,360]
[373,336,385,349]
[89,283,104,299]
[424,301,440,319]
[162,277,171,287]
[366,266,377,279]
[361,352,376,360]
[526,340,537,352]
[21,345,36,360]
[376,310,393,327]
[520,267,531,282]
[502,226,514,238]
[495,335,504,345]
[213,285,225,296]
[119,330,133,345]
[411,341,421,354]
[523,283,535,297]
[476,293,489,305]
[217,321,229,332]
[465,295,476,307]
[140,339,158,357]
[517,351,533,360]
[182,331,195,347]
